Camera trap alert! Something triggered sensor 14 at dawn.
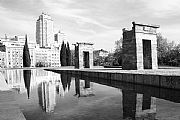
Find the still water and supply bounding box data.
[1,69,180,120]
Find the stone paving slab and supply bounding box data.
[0,91,26,120]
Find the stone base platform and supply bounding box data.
[46,68,180,90]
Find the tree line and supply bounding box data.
[157,34,180,66]
[60,41,71,66]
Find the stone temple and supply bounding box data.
[74,42,94,69]
[122,22,160,70]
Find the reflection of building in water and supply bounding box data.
[36,70,60,83]
[38,81,56,113]
[74,78,94,97]
[122,90,156,120]
[55,80,65,97]
[2,69,61,96]
[3,69,25,92]
[2,69,37,94]
[37,73,73,112]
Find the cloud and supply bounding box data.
[1,0,180,50]
[161,24,180,43]
[86,29,122,51]
[0,0,45,16]
[0,6,35,38]
[41,0,114,31]
[139,0,180,18]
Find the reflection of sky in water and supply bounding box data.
[1,69,180,120]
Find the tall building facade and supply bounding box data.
[35,47,60,67]
[0,43,6,68]
[0,36,36,68]
[35,13,61,67]
[54,30,66,47]
[36,13,54,47]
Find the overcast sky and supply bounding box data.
[0,0,180,51]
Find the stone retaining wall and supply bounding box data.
[50,69,180,90]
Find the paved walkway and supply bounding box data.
[0,90,26,120]
[0,73,26,120]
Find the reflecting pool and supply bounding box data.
[1,69,180,120]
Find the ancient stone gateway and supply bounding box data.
[74,42,93,69]
[122,22,160,70]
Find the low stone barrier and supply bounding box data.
[49,69,180,90]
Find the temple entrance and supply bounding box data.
[83,51,90,68]
[143,40,152,69]
[122,22,159,70]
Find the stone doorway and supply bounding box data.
[83,51,90,68]
[143,40,152,69]
[74,42,93,69]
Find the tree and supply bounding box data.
[66,42,71,66]
[64,44,67,65]
[113,38,123,66]
[60,41,64,65]
[157,34,169,65]
[114,38,123,52]
[157,34,180,66]
[60,41,67,66]
[23,35,31,67]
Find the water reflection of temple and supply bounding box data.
[122,90,156,120]
[71,73,158,119]
[74,78,94,97]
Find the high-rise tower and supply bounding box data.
[54,30,66,46]
[36,13,54,47]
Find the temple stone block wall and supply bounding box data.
[74,42,94,69]
[122,22,159,70]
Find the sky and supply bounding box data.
[0,0,180,51]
